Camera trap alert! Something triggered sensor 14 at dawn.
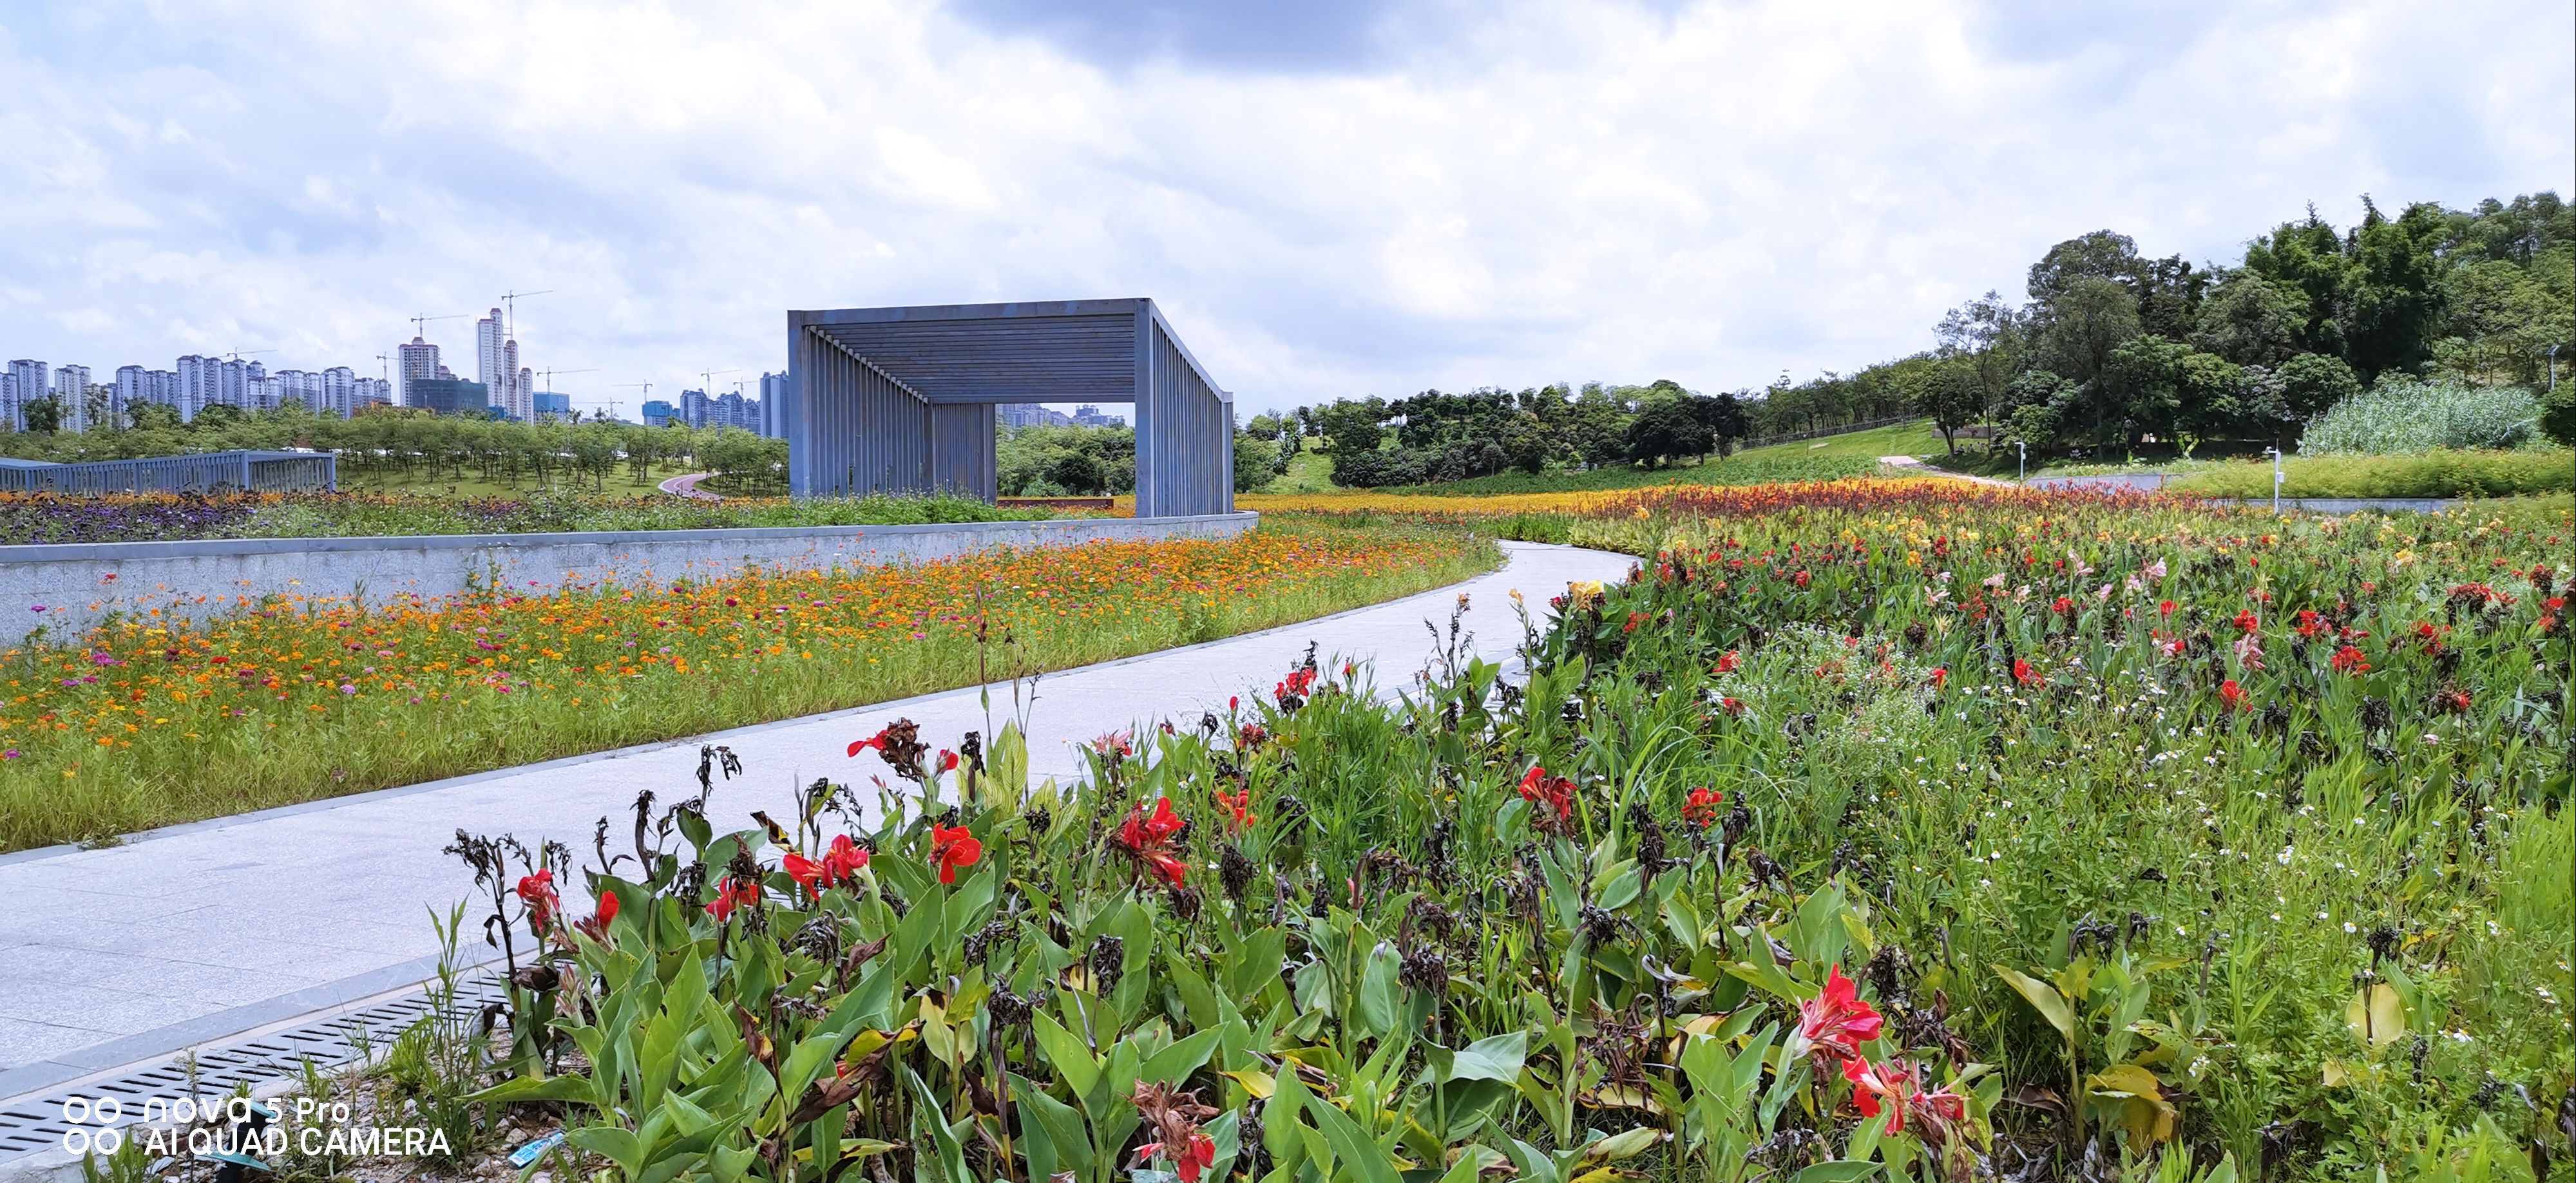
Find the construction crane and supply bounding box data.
[501,290,553,339]
[224,349,274,362]
[696,368,739,395]
[611,381,654,424]
[408,313,468,339]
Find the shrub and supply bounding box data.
[2302,379,2543,453]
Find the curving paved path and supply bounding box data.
[0,541,1632,1097]
[658,471,721,499]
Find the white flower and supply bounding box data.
[2276,846,2295,866]
[2343,922,2357,932]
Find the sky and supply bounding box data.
[0,0,2568,420]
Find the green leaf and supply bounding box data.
[1139,1026,1224,1089]
[564,1127,645,1177]
[1013,1074,1089,1183]
[465,1073,598,1106]
[1438,1031,1529,1084]
[1991,965,2076,1041]
[1031,1011,1101,1099]
[1354,942,1402,1041]
[1304,1090,1403,1183]
[1788,1162,1884,1183]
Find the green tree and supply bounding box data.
[2242,209,2356,357]
[2338,198,2450,381]
[19,397,66,434]
[1913,360,1985,454]
[2190,270,2311,366]
[1621,395,1711,468]
[2030,274,2143,386]
[2270,353,2362,423]
[1936,290,2023,429]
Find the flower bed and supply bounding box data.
[291,486,2573,1183]
[0,515,1496,850]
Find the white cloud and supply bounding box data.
[0,0,2564,417]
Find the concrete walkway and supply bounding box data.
[658,471,721,499]
[0,541,1632,1096]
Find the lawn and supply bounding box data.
[379,477,2569,1183]
[0,513,1501,851]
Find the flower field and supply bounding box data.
[0,515,1497,851]
[0,489,1059,545]
[318,478,2576,1183]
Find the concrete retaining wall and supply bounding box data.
[0,512,1258,634]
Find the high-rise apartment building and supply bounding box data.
[475,308,532,421]
[397,337,441,407]
[52,364,92,431]
[6,360,45,430]
[759,371,792,438]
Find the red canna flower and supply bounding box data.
[1623,610,1646,633]
[1137,1132,1216,1183]
[1518,765,1575,833]
[2331,644,2370,674]
[2012,657,2040,686]
[1719,696,1745,716]
[846,727,890,758]
[1683,786,1724,828]
[1715,650,1741,674]
[2293,609,2325,638]
[2233,609,2258,634]
[575,889,618,942]
[1113,796,1191,887]
[1841,1057,1965,1135]
[938,749,959,773]
[784,835,871,897]
[2051,595,2073,616]
[2157,598,2176,617]
[2433,687,2471,714]
[1793,569,1810,587]
[1213,787,1257,833]
[1794,965,1884,1065]
[1928,667,1947,689]
[705,876,761,921]
[930,823,982,884]
[516,869,560,930]
[2218,679,2247,710]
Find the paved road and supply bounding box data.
[0,541,1632,1096]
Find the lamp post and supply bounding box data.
[2265,446,2284,514]
[2017,440,2026,483]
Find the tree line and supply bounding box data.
[1274,191,2571,486]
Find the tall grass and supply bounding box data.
[2302,379,2544,453]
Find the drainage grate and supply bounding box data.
[0,972,509,1162]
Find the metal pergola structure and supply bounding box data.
[784,298,1234,517]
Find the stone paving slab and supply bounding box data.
[0,540,1632,1091]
